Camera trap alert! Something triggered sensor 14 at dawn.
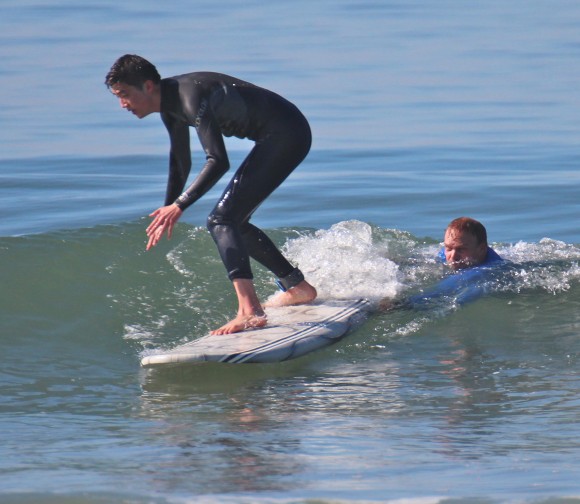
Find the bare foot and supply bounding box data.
[264,281,317,308]
[211,313,267,335]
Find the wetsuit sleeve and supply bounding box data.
[408,267,494,309]
[169,110,230,211]
[161,113,192,206]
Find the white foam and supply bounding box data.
[496,239,580,295]
[282,220,402,301]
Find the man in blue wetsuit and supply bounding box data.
[105,54,317,334]
[382,217,504,311]
[425,216,504,306]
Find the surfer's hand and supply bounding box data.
[378,298,409,312]
[378,298,394,311]
[146,204,182,250]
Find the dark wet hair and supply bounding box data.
[446,217,488,245]
[105,54,161,89]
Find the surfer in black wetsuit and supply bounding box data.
[105,54,317,334]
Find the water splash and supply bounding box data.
[497,239,580,295]
[282,220,402,301]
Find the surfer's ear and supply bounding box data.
[142,80,157,93]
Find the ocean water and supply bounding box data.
[2,1,580,503]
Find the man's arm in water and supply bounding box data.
[379,262,505,312]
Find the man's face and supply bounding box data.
[444,229,487,271]
[110,81,156,119]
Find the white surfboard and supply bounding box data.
[140,298,372,367]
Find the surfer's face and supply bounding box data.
[444,229,487,270]
[110,81,158,119]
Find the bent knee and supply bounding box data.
[207,212,250,233]
[206,211,232,231]
[206,213,219,231]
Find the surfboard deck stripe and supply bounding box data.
[221,298,370,363]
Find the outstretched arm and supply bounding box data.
[171,110,230,211]
[162,114,192,205]
[148,105,229,250]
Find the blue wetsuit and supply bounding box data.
[159,72,311,286]
[409,246,504,307]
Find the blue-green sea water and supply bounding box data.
[2,1,580,503]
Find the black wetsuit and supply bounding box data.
[159,72,311,285]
